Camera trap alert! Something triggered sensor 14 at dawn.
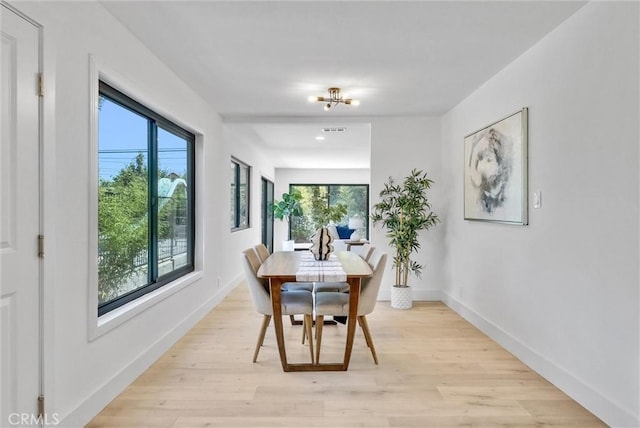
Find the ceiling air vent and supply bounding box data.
[321,127,347,133]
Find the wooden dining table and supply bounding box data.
[257,250,373,372]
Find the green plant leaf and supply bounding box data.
[273,191,304,221]
[371,169,439,287]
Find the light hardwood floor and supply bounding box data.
[88,284,606,427]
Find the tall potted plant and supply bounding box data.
[371,169,439,309]
[272,189,303,251]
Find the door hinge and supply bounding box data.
[37,395,45,418]
[38,73,44,97]
[38,235,44,258]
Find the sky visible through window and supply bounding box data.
[99,97,188,180]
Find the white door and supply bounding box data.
[0,4,41,427]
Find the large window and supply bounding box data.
[98,81,195,316]
[230,157,250,230]
[289,184,369,242]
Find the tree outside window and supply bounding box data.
[98,82,195,315]
[289,184,369,242]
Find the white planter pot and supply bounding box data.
[391,286,412,310]
[282,240,295,252]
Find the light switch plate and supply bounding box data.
[533,191,542,209]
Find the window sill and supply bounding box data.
[89,270,203,341]
[231,226,250,233]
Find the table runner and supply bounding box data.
[296,252,347,282]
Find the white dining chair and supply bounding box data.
[361,244,375,262]
[313,249,387,364]
[254,243,271,263]
[242,248,314,363]
[254,243,314,290]
[314,246,375,293]
[253,243,313,328]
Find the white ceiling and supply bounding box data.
[101,1,585,168]
[225,121,371,168]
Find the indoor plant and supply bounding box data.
[371,169,439,309]
[312,204,348,230]
[272,189,303,251]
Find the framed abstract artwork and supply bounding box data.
[464,108,528,225]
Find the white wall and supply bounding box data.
[370,117,445,301]
[441,2,639,426]
[223,125,276,285]
[12,2,239,426]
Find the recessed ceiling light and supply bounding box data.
[315,136,325,141]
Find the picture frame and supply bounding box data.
[464,108,528,225]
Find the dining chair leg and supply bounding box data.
[304,313,315,364]
[358,315,378,365]
[315,315,324,364]
[357,317,371,348]
[302,321,307,344]
[253,314,271,363]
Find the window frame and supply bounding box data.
[97,81,196,317]
[261,177,275,252]
[230,157,251,231]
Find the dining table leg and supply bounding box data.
[269,277,289,372]
[342,277,361,368]
[264,272,363,371]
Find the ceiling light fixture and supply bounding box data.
[308,88,360,111]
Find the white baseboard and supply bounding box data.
[441,291,639,428]
[59,277,241,428]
